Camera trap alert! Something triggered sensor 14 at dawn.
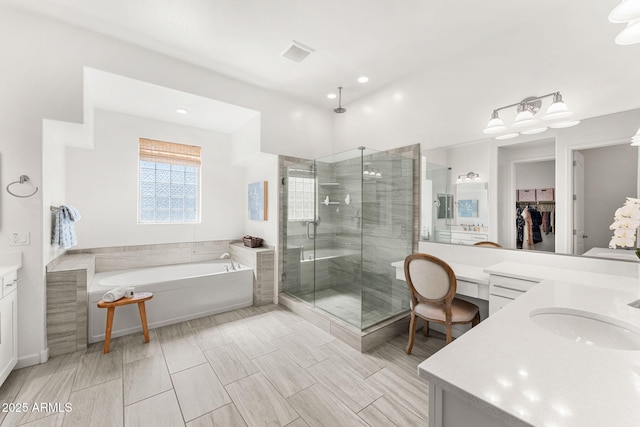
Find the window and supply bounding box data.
[138,138,201,223]
[287,177,315,221]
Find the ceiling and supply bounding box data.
[2,0,640,137]
[85,68,259,134]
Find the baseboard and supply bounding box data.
[16,352,42,369]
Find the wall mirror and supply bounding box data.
[420,108,640,262]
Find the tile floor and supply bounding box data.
[0,304,445,427]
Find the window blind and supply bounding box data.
[139,138,201,167]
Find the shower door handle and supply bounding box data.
[306,221,316,240]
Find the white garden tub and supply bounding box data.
[88,261,253,343]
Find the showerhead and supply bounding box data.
[333,86,346,113]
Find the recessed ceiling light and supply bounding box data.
[357,76,369,83]
[176,108,188,114]
[327,93,337,99]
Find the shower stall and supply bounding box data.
[282,147,414,329]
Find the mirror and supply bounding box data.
[421,108,640,261]
[436,194,453,219]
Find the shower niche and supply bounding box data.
[282,147,414,330]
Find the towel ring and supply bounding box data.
[6,175,39,198]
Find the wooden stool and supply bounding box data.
[97,292,153,354]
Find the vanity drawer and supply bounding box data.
[490,274,538,293]
[2,270,18,297]
[457,280,478,298]
[489,294,513,316]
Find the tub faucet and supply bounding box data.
[220,253,236,270]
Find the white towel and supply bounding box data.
[102,287,126,303]
[52,205,82,249]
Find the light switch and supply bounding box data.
[10,231,30,246]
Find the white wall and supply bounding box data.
[66,110,245,248]
[555,109,640,253]
[231,116,261,165]
[0,6,332,365]
[580,143,638,251]
[448,141,490,188]
[515,160,555,190]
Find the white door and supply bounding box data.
[573,151,585,255]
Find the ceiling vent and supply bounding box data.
[281,41,315,63]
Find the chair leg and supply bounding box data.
[445,322,452,344]
[472,311,480,327]
[406,312,416,354]
[423,320,429,336]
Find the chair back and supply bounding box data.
[404,253,456,304]
[473,241,502,248]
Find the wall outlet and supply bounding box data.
[10,231,30,246]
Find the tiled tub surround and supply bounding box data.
[87,261,253,343]
[46,255,95,357]
[229,243,275,306]
[68,240,233,273]
[46,240,276,356]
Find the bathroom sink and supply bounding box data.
[529,307,640,350]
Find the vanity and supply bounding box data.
[418,273,640,426]
[409,242,640,426]
[0,252,22,386]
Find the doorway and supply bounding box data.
[572,143,638,255]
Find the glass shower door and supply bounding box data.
[282,161,316,304]
[312,150,364,328]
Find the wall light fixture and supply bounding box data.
[609,0,640,45]
[483,92,579,139]
[456,172,481,183]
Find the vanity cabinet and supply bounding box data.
[450,232,488,245]
[0,269,18,386]
[489,274,539,315]
[436,231,489,245]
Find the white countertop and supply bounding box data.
[418,275,640,426]
[391,260,489,285]
[0,251,22,276]
[483,261,634,286]
[583,247,640,262]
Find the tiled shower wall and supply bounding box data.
[278,144,421,314]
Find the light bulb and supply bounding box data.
[615,18,640,45]
[513,109,538,127]
[483,111,507,134]
[609,0,640,23]
[543,93,572,120]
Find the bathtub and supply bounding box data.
[88,261,253,343]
